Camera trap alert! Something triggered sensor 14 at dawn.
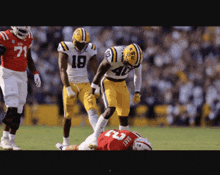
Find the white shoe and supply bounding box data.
[55,143,67,151]
[10,140,21,150]
[0,137,13,150]
[86,133,98,148]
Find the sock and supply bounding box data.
[3,131,9,138]
[9,134,15,141]
[93,115,108,138]
[87,109,98,131]
[63,137,70,145]
[119,125,129,131]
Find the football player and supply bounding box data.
[0,26,41,150]
[55,129,152,151]
[57,28,100,148]
[87,43,143,147]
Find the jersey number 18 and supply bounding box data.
[72,55,86,68]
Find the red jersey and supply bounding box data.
[97,129,142,151]
[0,29,33,72]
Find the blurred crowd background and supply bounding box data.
[0,26,220,127]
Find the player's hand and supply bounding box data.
[133,92,141,105]
[87,93,95,103]
[66,86,75,98]
[34,74,41,88]
[94,86,100,98]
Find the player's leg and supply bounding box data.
[62,84,78,146]
[79,82,98,131]
[8,78,28,150]
[117,81,130,131]
[0,76,19,150]
[92,78,117,139]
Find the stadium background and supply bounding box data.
[0,26,219,128]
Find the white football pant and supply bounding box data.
[0,67,27,114]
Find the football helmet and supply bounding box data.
[72,28,90,52]
[132,137,152,151]
[11,26,31,40]
[123,43,143,67]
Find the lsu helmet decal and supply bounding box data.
[123,43,143,67]
[72,28,90,51]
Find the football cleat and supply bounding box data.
[0,137,13,150]
[123,43,143,67]
[55,143,69,151]
[11,26,31,40]
[10,140,21,150]
[72,28,90,52]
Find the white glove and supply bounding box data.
[66,86,75,97]
[34,74,41,88]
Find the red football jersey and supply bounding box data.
[97,129,141,151]
[0,29,33,72]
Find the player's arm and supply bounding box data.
[88,54,99,75]
[27,48,41,87]
[90,59,111,95]
[58,52,75,97]
[0,44,6,56]
[133,64,142,105]
[65,145,79,151]
[58,52,70,87]
[27,49,37,73]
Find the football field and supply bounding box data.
[0,125,219,150]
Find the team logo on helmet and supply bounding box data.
[72,28,90,52]
[72,28,90,43]
[123,43,143,67]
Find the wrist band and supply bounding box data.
[33,71,39,75]
[91,83,99,89]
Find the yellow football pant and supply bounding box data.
[63,82,97,119]
[101,78,130,116]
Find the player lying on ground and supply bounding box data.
[55,129,152,151]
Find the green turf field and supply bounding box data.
[0,125,219,150]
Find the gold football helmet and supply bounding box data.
[123,43,143,67]
[72,28,90,52]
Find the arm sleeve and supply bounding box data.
[134,64,142,92]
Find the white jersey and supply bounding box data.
[104,45,140,81]
[57,41,97,83]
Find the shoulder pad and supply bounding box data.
[27,31,33,39]
[0,31,9,41]
[90,43,96,51]
[104,47,118,63]
[58,41,70,52]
